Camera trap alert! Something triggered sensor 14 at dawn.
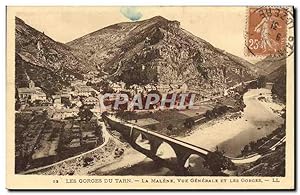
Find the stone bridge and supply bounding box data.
[103,114,212,175]
[103,113,275,175]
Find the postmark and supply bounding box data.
[245,6,294,59]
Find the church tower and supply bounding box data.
[29,80,35,89]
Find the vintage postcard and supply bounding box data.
[6,6,295,190]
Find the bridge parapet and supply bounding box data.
[103,114,211,175]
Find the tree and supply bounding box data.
[281,109,286,119]
[167,124,173,131]
[241,145,250,155]
[15,100,21,111]
[91,91,97,97]
[249,141,258,152]
[15,87,21,110]
[205,110,214,119]
[257,75,266,88]
[60,131,73,146]
[61,97,71,108]
[31,110,38,117]
[42,110,48,117]
[115,109,124,120]
[203,147,235,175]
[78,107,93,121]
[184,118,195,128]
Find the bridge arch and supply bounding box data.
[156,142,177,160]
[183,153,211,176]
[134,132,151,151]
[184,154,205,167]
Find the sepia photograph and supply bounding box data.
[6,6,295,190]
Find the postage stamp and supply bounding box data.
[245,7,293,57]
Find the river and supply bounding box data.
[91,88,284,175]
[180,88,284,157]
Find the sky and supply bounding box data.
[15,6,258,62]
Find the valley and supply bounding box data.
[14,15,287,176]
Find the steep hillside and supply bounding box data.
[254,56,287,102]
[240,144,285,176]
[67,16,255,95]
[267,65,286,82]
[271,65,286,102]
[15,53,71,95]
[254,56,286,76]
[15,17,94,75]
[218,50,257,74]
[272,73,286,102]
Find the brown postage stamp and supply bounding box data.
[246,7,293,57]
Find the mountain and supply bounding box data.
[15,16,256,96]
[271,70,286,102]
[260,58,286,102]
[15,17,97,95]
[15,53,72,95]
[267,64,286,82]
[16,17,96,74]
[254,56,286,77]
[254,56,286,102]
[217,50,258,74]
[67,16,256,95]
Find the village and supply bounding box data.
[15,70,257,173]
[15,70,255,119]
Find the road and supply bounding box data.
[22,120,111,174]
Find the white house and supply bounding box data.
[83,97,100,108]
[18,80,47,103]
[110,82,123,92]
[51,108,79,120]
[74,85,97,97]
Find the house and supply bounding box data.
[17,80,47,103]
[71,125,80,133]
[110,82,123,92]
[59,87,72,99]
[74,84,97,97]
[51,108,79,120]
[71,98,83,108]
[52,95,63,109]
[179,83,188,93]
[157,84,171,93]
[83,97,99,106]
[144,84,157,92]
[265,82,274,90]
[86,98,102,115]
[68,138,81,148]
[82,96,102,115]
[82,131,98,147]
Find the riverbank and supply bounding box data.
[90,88,285,175]
[177,88,284,157]
[90,146,173,176]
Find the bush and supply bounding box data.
[257,75,266,88]
[205,110,214,119]
[184,118,195,128]
[203,147,235,175]
[167,124,173,131]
